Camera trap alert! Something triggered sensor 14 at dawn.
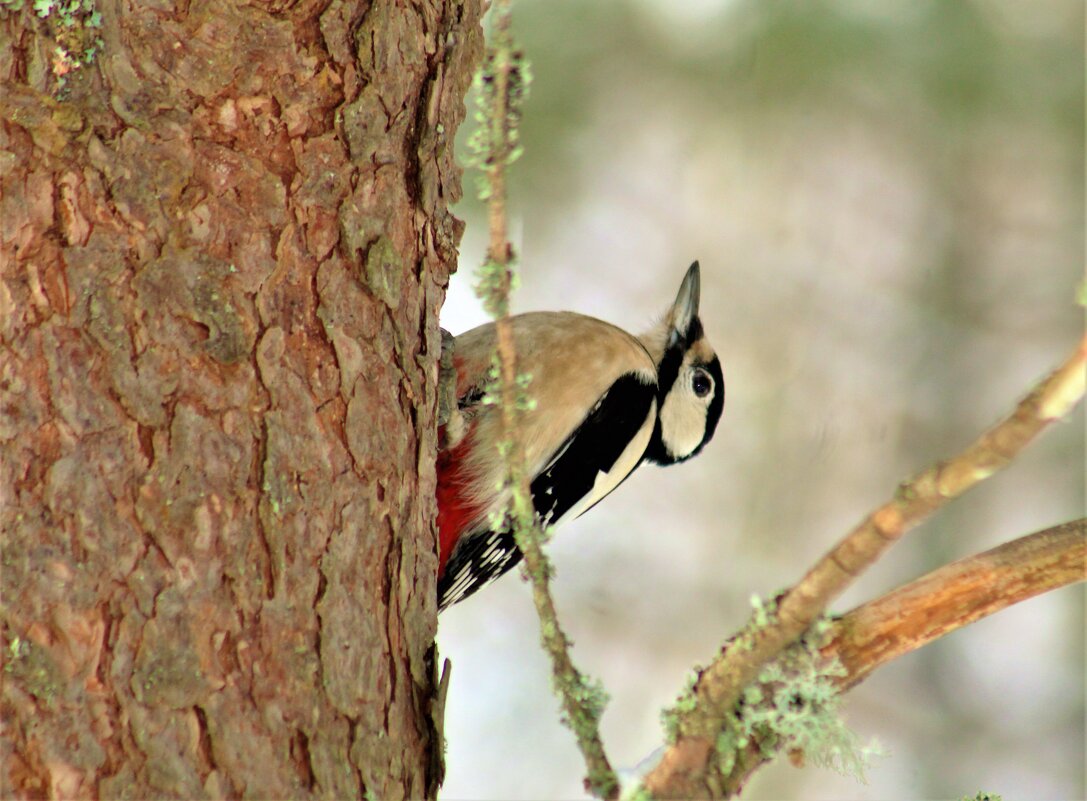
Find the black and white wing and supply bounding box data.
[531,373,657,529]
[437,373,657,610]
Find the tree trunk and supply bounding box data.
[1,1,482,798]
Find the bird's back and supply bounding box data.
[436,311,658,607]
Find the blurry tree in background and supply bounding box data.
[439,1,1083,799]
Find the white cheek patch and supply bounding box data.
[659,371,710,459]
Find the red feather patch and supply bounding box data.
[435,433,481,577]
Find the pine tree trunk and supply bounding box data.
[1,1,482,797]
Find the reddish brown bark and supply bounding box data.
[1,1,482,798]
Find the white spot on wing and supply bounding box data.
[442,567,474,608]
[440,531,520,609]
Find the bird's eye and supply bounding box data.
[691,369,712,398]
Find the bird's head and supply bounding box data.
[640,261,725,465]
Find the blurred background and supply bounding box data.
[436,1,1085,798]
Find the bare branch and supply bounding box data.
[826,517,1086,690]
[644,335,1087,798]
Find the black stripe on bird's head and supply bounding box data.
[643,261,725,465]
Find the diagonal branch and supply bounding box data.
[712,519,1086,795]
[644,334,1087,798]
[825,517,1086,690]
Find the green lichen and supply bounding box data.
[15,0,104,93]
[749,593,778,629]
[657,602,803,747]
[4,636,62,707]
[716,635,884,783]
[466,5,615,797]
[660,669,701,743]
[363,235,402,311]
[465,46,532,201]
[7,637,27,661]
[895,480,919,502]
[262,476,287,519]
[474,256,515,319]
[560,673,608,726]
[515,372,536,411]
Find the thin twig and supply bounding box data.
[712,519,1087,795]
[478,4,619,797]
[644,334,1087,798]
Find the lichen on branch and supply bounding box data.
[641,336,1087,798]
[467,2,619,798]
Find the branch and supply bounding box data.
[711,519,1086,795]
[473,5,619,797]
[644,335,1087,798]
[826,518,1086,690]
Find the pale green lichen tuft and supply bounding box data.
[660,669,701,743]
[749,593,779,629]
[467,5,615,797]
[553,669,610,740]
[4,636,63,707]
[716,631,884,783]
[474,256,516,319]
[465,46,532,202]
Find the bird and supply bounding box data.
[436,261,724,610]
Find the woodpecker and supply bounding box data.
[436,262,723,610]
